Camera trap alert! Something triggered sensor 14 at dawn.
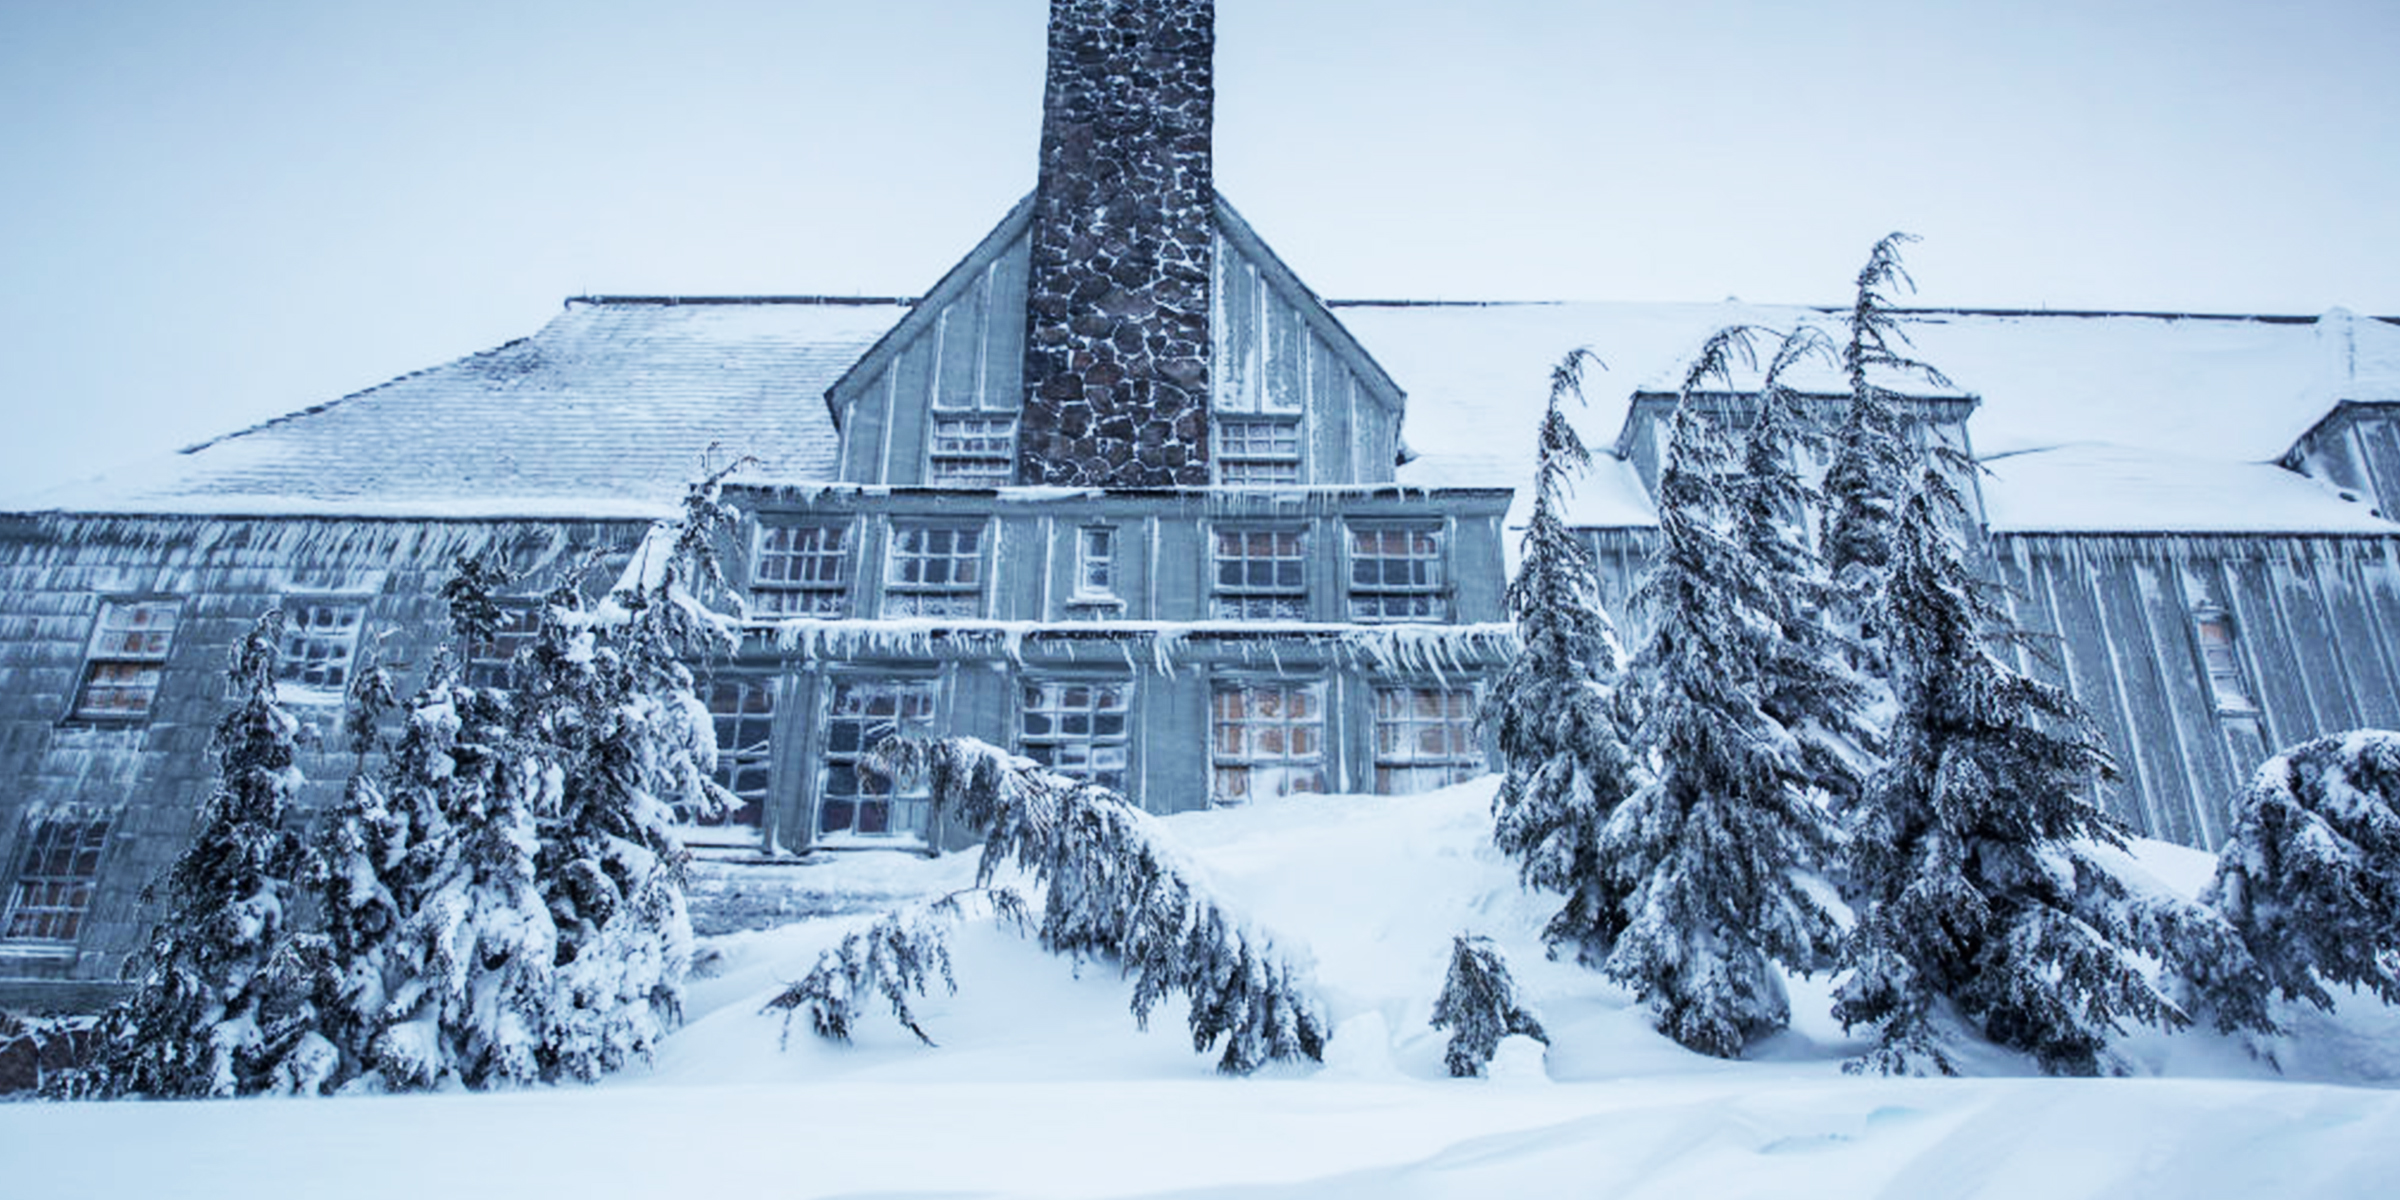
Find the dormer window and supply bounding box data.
[929,416,1017,487]
[1215,417,1302,485]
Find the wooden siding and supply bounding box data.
[1210,221,1403,485]
[1998,533,2400,848]
[834,231,1033,486]
[0,516,646,1007]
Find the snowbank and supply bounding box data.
[6,778,2400,1198]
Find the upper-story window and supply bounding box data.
[1348,527,1448,622]
[3,816,110,946]
[928,416,1017,487]
[71,599,182,721]
[885,524,985,618]
[1075,526,1117,600]
[463,602,540,690]
[753,524,851,618]
[1215,417,1302,485]
[1211,528,1307,620]
[278,600,365,702]
[2194,606,2255,712]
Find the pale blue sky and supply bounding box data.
[3,0,2396,497]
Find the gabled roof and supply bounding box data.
[20,298,907,519]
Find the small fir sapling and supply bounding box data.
[1605,331,1841,1057]
[96,610,314,1097]
[1429,934,1547,1078]
[1482,349,1647,965]
[1834,464,2187,1076]
[763,888,1028,1048]
[2201,731,2400,1015]
[862,738,1327,1074]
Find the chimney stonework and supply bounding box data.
[1019,0,1215,487]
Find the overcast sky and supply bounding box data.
[3,0,2396,499]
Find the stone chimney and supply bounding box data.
[1019,0,1215,487]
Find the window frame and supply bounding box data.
[1019,677,1133,793]
[1073,525,1118,602]
[1,815,112,950]
[68,597,183,723]
[1209,526,1309,621]
[1214,415,1304,486]
[1371,683,1484,794]
[275,598,367,705]
[1208,678,1328,805]
[1346,525,1450,623]
[752,522,853,618]
[815,676,941,843]
[682,674,776,847]
[883,522,988,618]
[2193,604,2257,714]
[927,414,1019,488]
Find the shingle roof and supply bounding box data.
[22,298,909,519]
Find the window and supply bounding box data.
[2195,607,2254,712]
[3,817,109,945]
[1021,680,1130,792]
[818,679,938,840]
[1211,528,1307,620]
[1215,417,1302,485]
[277,601,365,699]
[885,525,984,617]
[463,603,540,690]
[1349,527,1448,622]
[1210,681,1326,804]
[684,676,774,840]
[753,524,851,617]
[928,416,1017,487]
[71,599,181,720]
[1373,686,1483,793]
[1074,526,1117,600]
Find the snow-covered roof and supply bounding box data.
[1980,442,2395,535]
[14,291,2400,538]
[1343,301,2400,534]
[18,298,909,519]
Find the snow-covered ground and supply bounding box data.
[8,779,2400,1198]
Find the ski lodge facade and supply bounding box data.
[6,0,2400,1010]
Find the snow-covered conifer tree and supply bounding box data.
[871,738,1326,1074]
[1482,349,1645,965]
[530,471,735,1081]
[99,610,313,1097]
[375,654,557,1089]
[1429,934,1547,1078]
[1821,234,1949,672]
[1835,465,2184,1075]
[269,639,404,1093]
[1734,328,1879,808]
[1604,333,1841,1057]
[2202,731,2400,1013]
